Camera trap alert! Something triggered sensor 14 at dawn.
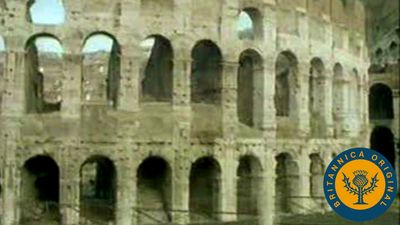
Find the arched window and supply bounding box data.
[191,40,223,104]
[237,49,263,128]
[80,156,116,223]
[82,33,120,108]
[237,8,263,40]
[28,0,65,25]
[369,83,394,119]
[140,35,173,103]
[309,58,326,137]
[274,51,298,117]
[25,35,64,113]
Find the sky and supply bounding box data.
[0,36,5,51]
[238,12,253,33]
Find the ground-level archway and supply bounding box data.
[237,155,262,221]
[189,156,221,222]
[79,155,116,223]
[137,156,172,224]
[20,155,60,222]
[370,126,395,167]
[275,153,299,214]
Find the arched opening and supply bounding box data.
[191,40,223,104]
[389,42,398,60]
[274,51,298,117]
[137,157,172,224]
[309,154,325,209]
[309,58,326,137]
[369,83,394,119]
[332,63,346,138]
[237,49,263,128]
[275,153,299,214]
[20,155,60,222]
[237,155,262,222]
[140,35,173,103]
[189,157,221,222]
[237,8,263,40]
[80,156,116,223]
[82,33,120,108]
[25,34,64,113]
[27,0,65,25]
[370,127,395,167]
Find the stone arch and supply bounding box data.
[81,32,121,108]
[140,0,173,18]
[140,35,173,103]
[25,34,64,114]
[191,40,223,104]
[332,63,346,137]
[20,155,60,222]
[237,155,262,221]
[237,8,263,40]
[237,49,263,128]
[136,156,172,224]
[309,153,325,209]
[189,156,221,222]
[27,0,65,25]
[370,127,395,167]
[275,152,299,214]
[369,83,394,120]
[274,50,299,118]
[309,58,326,137]
[79,155,116,223]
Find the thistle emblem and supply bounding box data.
[342,170,379,205]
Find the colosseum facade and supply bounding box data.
[0,0,391,225]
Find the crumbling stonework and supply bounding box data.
[0,1,379,225]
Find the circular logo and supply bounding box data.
[324,148,397,222]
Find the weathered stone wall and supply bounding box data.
[0,1,371,225]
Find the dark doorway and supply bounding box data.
[370,127,395,167]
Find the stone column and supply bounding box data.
[320,75,334,137]
[293,152,311,214]
[60,154,80,225]
[392,89,400,190]
[296,61,311,136]
[261,55,277,138]
[172,58,191,140]
[220,151,237,222]
[221,61,239,139]
[171,159,190,224]
[118,53,140,112]
[172,58,191,224]
[1,119,19,225]
[62,54,82,117]
[116,160,135,225]
[336,79,351,138]
[1,51,25,116]
[259,154,275,225]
